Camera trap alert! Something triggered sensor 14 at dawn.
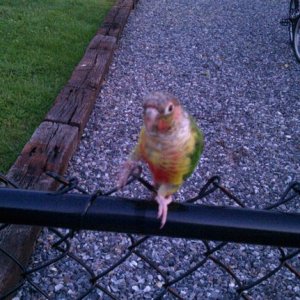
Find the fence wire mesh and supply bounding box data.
[0,172,300,300]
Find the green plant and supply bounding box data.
[0,0,115,173]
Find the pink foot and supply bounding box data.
[155,195,172,229]
[117,160,139,189]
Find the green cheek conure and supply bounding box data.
[118,91,204,228]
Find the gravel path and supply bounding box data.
[18,0,300,299]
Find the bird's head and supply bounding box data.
[143,91,183,135]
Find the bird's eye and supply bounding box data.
[167,104,174,114]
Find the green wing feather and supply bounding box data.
[183,116,204,180]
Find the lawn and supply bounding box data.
[0,0,115,174]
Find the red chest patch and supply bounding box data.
[147,161,171,183]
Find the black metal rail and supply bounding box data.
[1,172,300,300]
[1,187,300,248]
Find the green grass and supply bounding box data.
[0,0,115,174]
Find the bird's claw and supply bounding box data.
[117,160,140,189]
[156,195,172,229]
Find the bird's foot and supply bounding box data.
[155,195,172,229]
[117,160,140,189]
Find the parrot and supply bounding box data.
[117,91,204,228]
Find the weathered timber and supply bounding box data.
[97,0,134,38]
[0,0,138,297]
[0,226,41,296]
[7,122,79,189]
[133,0,139,9]
[45,35,116,134]
[45,86,97,134]
[66,35,116,89]
[0,122,78,297]
[117,0,135,7]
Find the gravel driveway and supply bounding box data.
[18,0,300,299]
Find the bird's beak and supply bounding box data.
[144,107,158,132]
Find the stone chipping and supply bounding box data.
[17,0,300,299]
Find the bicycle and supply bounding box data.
[281,0,300,62]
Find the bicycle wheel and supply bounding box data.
[289,0,298,44]
[293,15,300,62]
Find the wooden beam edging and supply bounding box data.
[45,34,116,136]
[0,0,139,297]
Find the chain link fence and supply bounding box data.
[0,172,300,299]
